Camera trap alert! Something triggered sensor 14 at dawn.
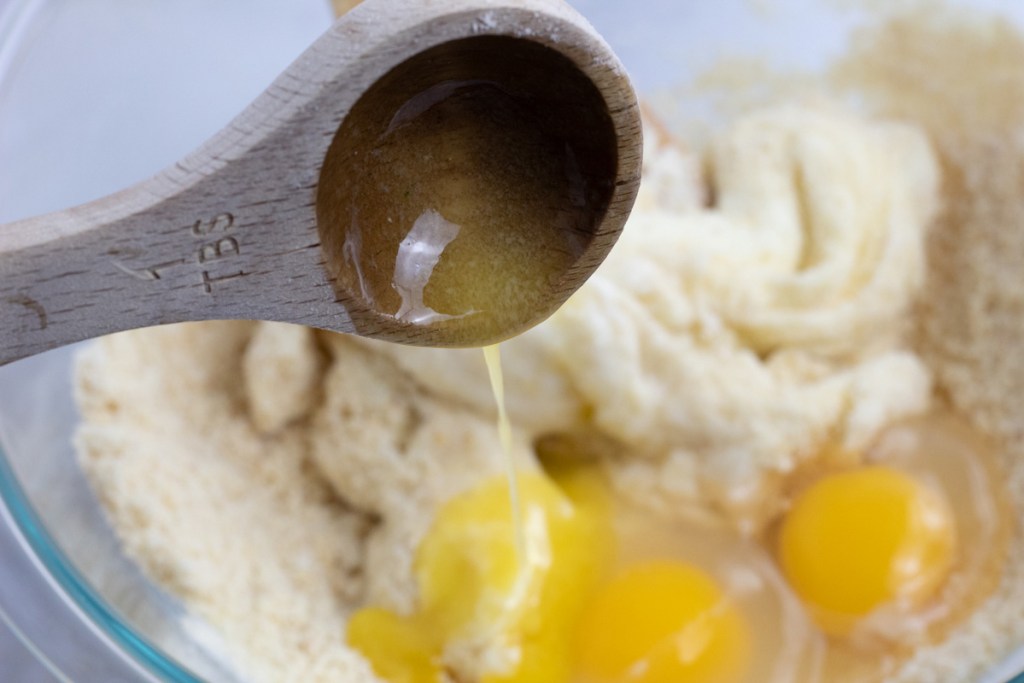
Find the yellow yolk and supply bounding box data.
[573,560,750,683]
[777,465,956,636]
[347,472,608,683]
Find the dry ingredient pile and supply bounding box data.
[73,6,1023,683]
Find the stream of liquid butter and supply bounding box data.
[483,344,526,563]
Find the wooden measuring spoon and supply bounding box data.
[0,0,642,366]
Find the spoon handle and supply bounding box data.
[0,162,345,366]
[0,178,237,365]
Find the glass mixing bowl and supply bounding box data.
[1,0,1022,681]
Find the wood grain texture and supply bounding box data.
[0,0,641,365]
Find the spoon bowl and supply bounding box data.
[319,33,624,345]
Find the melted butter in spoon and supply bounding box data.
[317,36,619,345]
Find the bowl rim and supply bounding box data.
[0,444,197,682]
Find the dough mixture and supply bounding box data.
[74,5,1024,683]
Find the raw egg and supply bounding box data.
[347,471,608,683]
[777,465,956,637]
[542,436,824,683]
[773,412,1010,678]
[576,496,824,683]
[571,559,749,683]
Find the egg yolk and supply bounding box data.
[776,465,956,636]
[573,560,749,683]
[347,472,608,683]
